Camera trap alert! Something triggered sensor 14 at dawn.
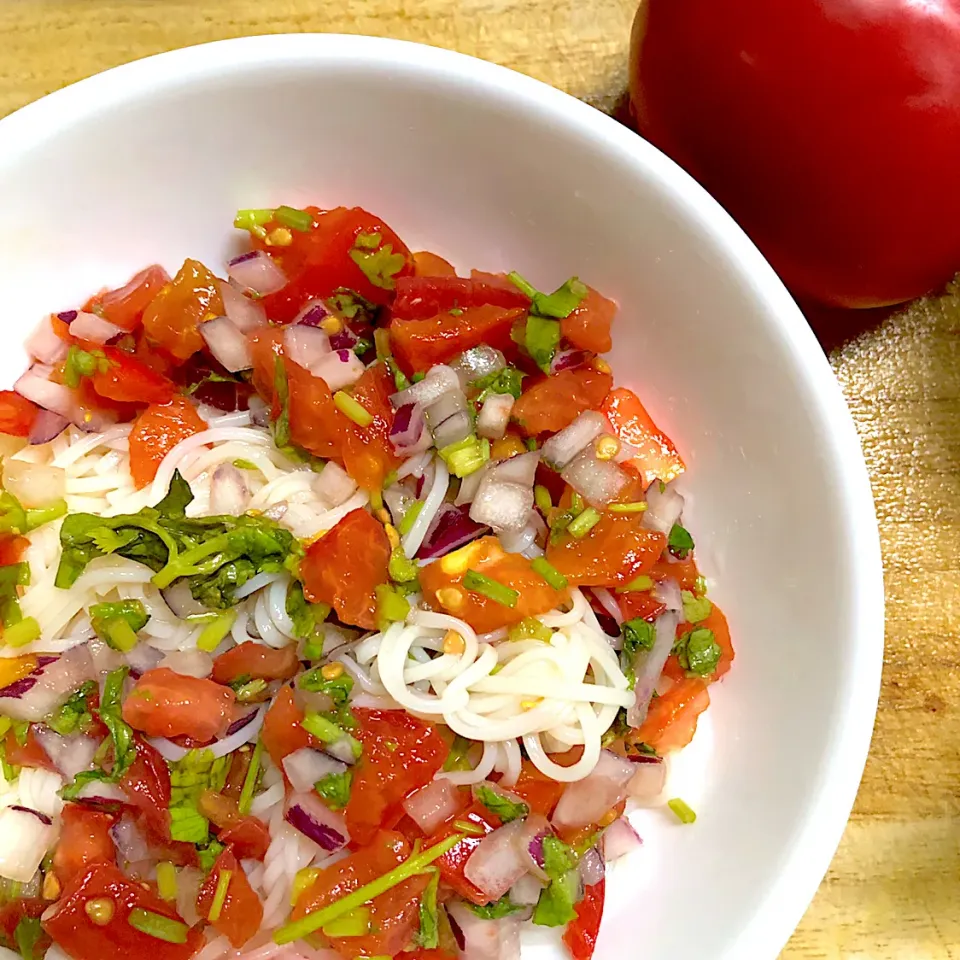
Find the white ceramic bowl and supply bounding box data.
[0,34,882,960]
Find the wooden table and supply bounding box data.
[3,2,958,956]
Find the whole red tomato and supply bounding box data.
[630,0,960,308]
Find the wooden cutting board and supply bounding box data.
[3,1,959,956]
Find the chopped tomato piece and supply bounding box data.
[563,877,605,960]
[423,803,500,905]
[258,206,414,322]
[96,265,170,332]
[300,509,390,629]
[119,739,181,849]
[0,535,28,567]
[508,759,566,819]
[128,396,207,488]
[513,367,613,436]
[406,951,459,960]
[4,726,56,771]
[391,275,529,321]
[0,391,37,438]
[704,602,734,679]
[391,304,526,374]
[211,642,299,685]
[89,347,175,406]
[546,515,665,586]
[261,686,320,771]
[196,790,271,861]
[292,830,429,959]
[630,677,710,754]
[618,590,666,623]
[345,709,450,845]
[420,536,569,633]
[0,899,50,957]
[601,387,684,488]
[143,258,223,360]
[561,287,615,354]
[413,251,458,277]
[649,552,700,591]
[196,847,263,948]
[43,861,203,960]
[121,668,235,742]
[341,362,402,490]
[54,804,117,886]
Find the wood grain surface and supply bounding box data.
[3,2,959,956]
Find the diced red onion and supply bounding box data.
[447,901,520,960]
[431,410,473,450]
[578,845,605,887]
[218,280,267,333]
[498,519,539,556]
[248,395,270,427]
[199,316,253,373]
[111,816,150,865]
[390,403,430,456]
[314,461,358,508]
[284,324,331,374]
[26,318,68,366]
[329,327,359,352]
[424,391,468,430]
[508,872,546,906]
[15,365,77,420]
[75,780,127,805]
[561,449,629,507]
[450,345,505,387]
[626,756,667,801]
[417,503,488,560]
[29,410,68,446]
[590,587,624,626]
[223,707,263,740]
[541,411,610,470]
[476,394,515,440]
[0,806,56,882]
[158,649,214,679]
[603,817,643,861]
[293,299,331,328]
[33,728,98,780]
[209,463,250,515]
[146,737,190,763]
[69,311,124,344]
[463,818,530,901]
[175,867,204,927]
[516,815,551,882]
[160,581,208,619]
[284,791,349,852]
[293,687,335,716]
[552,750,636,830]
[57,310,78,323]
[550,349,589,374]
[123,643,163,677]
[391,365,459,409]
[469,478,533,534]
[309,349,365,392]
[322,734,360,767]
[643,482,684,535]
[489,451,539,487]
[628,611,680,728]
[455,463,488,506]
[283,747,347,794]
[227,250,287,295]
[402,778,462,834]
[0,646,93,722]
[653,578,682,613]
[383,478,417,527]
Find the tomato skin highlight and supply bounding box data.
[344,709,450,845]
[391,274,530,321]
[299,508,391,630]
[97,265,170,332]
[90,348,176,406]
[261,685,320,771]
[211,642,300,685]
[128,396,207,488]
[512,367,612,436]
[341,362,401,491]
[630,0,960,308]
[43,861,203,960]
[196,847,263,948]
[601,387,684,488]
[563,877,605,960]
[121,667,235,742]
[561,286,615,354]
[54,804,117,887]
[423,803,501,905]
[143,258,223,359]
[630,676,710,753]
[0,391,38,438]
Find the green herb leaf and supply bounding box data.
[315,769,353,811]
[14,915,43,960]
[413,870,441,948]
[473,783,529,823]
[467,894,525,920]
[443,735,474,772]
[349,239,406,291]
[533,868,579,927]
[541,835,576,881]
[90,599,150,652]
[674,626,721,677]
[681,590,712,624]
[44,680,97,737]
[299,670,354,705]
[273,355,291,449]
[506,272,588,319]
[668,522,695,558]
[388,545,419,584]
[622,618,656,658]
[285,581,329,642]
[100,666,135,779]
[470,366,525,402]
[525,315,561,374]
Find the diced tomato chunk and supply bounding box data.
[0,535,28,568]
[704,602,735,679]
[561,286,616,354]
[423,803,500,905]
[0,899,50,958]
[90,347,175,406]
[121,668,235,742]
[211,642,299,685]
[291,830,428,959]
[341,362,402,490]
[261,685,320,771]
[563,877,605,960]
[97,265,170,332]
[546,515,665,587]
[128,396,207,488]
[0,391,38,438]
[630,677,710,754]
[43,861,203,960]
[618,590,667,623]
[4,726,56,771]
[119,739,180,848]
[196,847,263,948]
[508,759,566,818]
[391,275,529,321]
[196,790,271,861]
[299,509,390,629]
[53,804,117,886]
[143,258,223,360]
[512,367,612,436]
[649,553,700,591]
[420,536,569,633]
[390,304,526,374]
[344,709,450,845]
[601,387,685,488]
[412,251,457,277]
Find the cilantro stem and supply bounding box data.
[238,740,263,816]
[273,834,463,944]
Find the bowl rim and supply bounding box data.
[0,33,884,959]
